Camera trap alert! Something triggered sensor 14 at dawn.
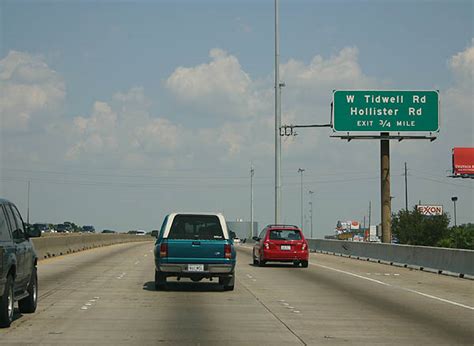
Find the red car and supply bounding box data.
[252,225,309,267]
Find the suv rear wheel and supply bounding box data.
[19,267,38,313]
[301,260,309,268]
[0,275,14,328]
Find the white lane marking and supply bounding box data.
[144,254,148,257]
[282,302,289,306]
[135,261,140,265]
[246,274,253,279]
[278,300,286,302]
[394,273,400,276]
[81,306,88,310]
[311,262,474,311]
[293,310,300,313]
[252,279,257,282]
[286,306,294,309]
[94,297,100,300]
[89,300,96,302]
[85,303,92,306]
[384,273,390,276]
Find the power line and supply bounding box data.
[410,174,474,189]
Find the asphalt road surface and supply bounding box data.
[1,242,472,345]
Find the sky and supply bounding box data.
[0,0,473,237]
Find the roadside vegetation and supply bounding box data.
[392,208,473,250]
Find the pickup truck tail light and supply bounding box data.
[224,244,232,259]
[160,243,168,258]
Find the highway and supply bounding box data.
[1,241,472,345]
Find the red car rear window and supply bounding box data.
[269,230,302,240]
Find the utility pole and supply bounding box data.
[368,201,371,228]
[250,164,255,238]
[298,168,305,230]
[274,0,282,224]
[309,190,314,238]
[381,134,391,243]
[451,196,458,227]
[404,162,408,211]
[27,180,30,224]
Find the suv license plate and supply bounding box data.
[281,245,291,251]
[187,264,204,272]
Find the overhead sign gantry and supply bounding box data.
[332,89,440,243]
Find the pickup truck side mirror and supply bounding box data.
[252,236,260,241]
[26,226,41,238]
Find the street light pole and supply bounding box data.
[27,180,30,224]
[451,196,458,227]
[309,190,314,238]
[274,0,282,224]
[250,165,255,238]
[298,168,305,231]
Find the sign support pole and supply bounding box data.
[380,133,391,243]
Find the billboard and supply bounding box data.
[335,220,360,234]
[416,205,443,216]
[452,147,474,176]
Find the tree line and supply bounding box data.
[392,208,473,250]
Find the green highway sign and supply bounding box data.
[332,90,439,133]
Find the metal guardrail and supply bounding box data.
[307,239,474,277]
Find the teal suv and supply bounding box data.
[154,213,237,291]
[0,198,41,328]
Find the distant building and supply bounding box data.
[226,221,259,240]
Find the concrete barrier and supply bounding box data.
[32,234,154,260]
[307,239,474,277]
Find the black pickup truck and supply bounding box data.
[0,198,40,328]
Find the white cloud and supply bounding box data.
[445,39,474,117]
[166,48,270,119]
[164,47,380,161]
[65,87,186,165]
[449,39,474,85]
[0,51,65,131]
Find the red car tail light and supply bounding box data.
[224,244,232,259]
[302,242,307,251]
[264,242,270,250]
[160,243,168,257]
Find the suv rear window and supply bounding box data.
[168,215,224,240]
[269,229,302,240]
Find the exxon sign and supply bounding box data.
[417,205,443,216]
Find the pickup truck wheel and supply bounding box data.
[220,276,235,291]
[154,271,167,290]
[19,267,38,313]
[0,275,14,328]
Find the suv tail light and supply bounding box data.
[224,244,232,259]
[264,242,270,250]
[302,242,307,251]
[160,243,168,257]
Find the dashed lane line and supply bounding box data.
[311,262,474,311]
